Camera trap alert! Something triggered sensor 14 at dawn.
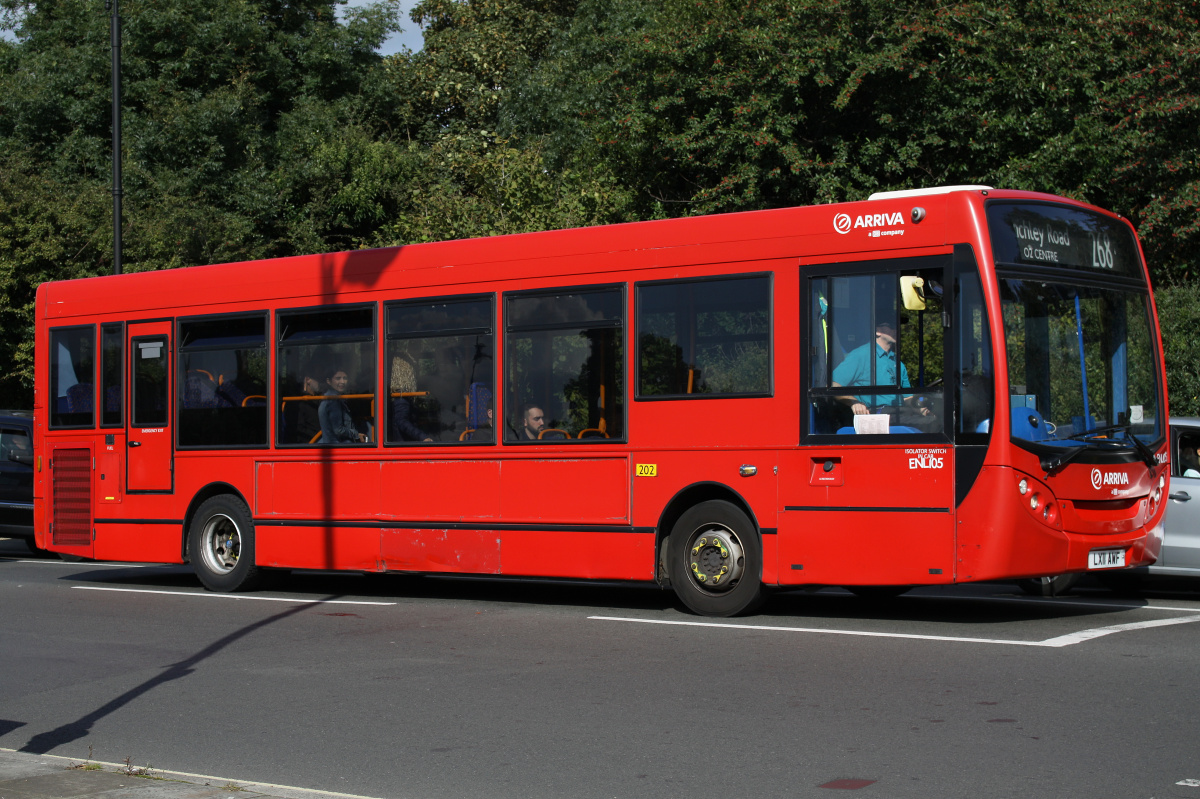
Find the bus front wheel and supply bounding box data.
[669,500,765,617]
[189,495,261,592]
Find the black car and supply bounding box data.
[0,411,34,544]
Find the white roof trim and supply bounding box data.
[868,185,995,201]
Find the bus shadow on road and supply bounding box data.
[54,561,682,613]
[51,557,1195,624]
[760,584,1157,626]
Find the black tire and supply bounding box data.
[188,495,261,592]
[847,585,911,600]
[1016,573,1079,597]
[669,500,765,617]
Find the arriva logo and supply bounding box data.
[1090,468,1130,490]
[833,212,905,234]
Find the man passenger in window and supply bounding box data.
[521,405,546,440]
[832,322,937,433]
[295,365,324,444]
[319,367,366,444]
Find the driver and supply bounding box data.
[832,322,938,433]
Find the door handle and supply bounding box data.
[128,441,141,448]
[1169,490,1190,502]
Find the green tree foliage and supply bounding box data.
[362,0,636,246]
[1155,281,1200,417]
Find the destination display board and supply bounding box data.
[986,202,1141,278]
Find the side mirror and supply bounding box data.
[9,451,33,466]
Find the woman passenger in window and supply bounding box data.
[389,356,432,443]
[319,367,366,444]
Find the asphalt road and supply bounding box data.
[3,536,1200,799]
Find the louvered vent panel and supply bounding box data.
[52,448,92,546]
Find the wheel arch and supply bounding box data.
[654,481,762,587]
[181,482,252,562]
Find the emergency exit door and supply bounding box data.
[127,322,173,492]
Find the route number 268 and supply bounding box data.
[1091,234,1115,270]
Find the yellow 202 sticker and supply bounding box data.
[636,463,657,477]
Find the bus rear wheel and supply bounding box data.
[669,500,765,617]
[189,495,261,592]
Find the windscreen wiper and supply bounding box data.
[1067,423,1158,470]
[1041,443,1088,476]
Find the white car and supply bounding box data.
[1019,416,1200,595]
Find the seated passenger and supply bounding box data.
[389,356,433,443]
[319,367,366,444]
[832,322,938,433]
[521,405,546,440]
[295,366,323,443]
[1180,442,1200,478]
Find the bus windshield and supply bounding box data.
[999,278,1162,450]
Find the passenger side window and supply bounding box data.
[637,275,771,397]
[385,296,494,444]
[505,286,624,441]
[178,315,268,448]
[0,426,32,466]
[49,326,96,429]
[277,306,376,446]
[809,259,947,437]
[101,324,124,427]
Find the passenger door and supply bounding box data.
[127,322,174,492]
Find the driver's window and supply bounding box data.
[809,260,947,437]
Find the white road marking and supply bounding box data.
[1036,615,1200,647]
[934,594,1200,613]
[73,586,395,605]
[589,613,1200,647]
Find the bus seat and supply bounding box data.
[578,428,608,438]
[66,383,94,413]
[104,386,121,415]
[466,382,492,430]
[1012,406,1050,441]
[215,381,247,408]
[241,395,267,407]
[183,372,219,408]
[539,429,569,440]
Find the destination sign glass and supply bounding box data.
[987,202,1141,277]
